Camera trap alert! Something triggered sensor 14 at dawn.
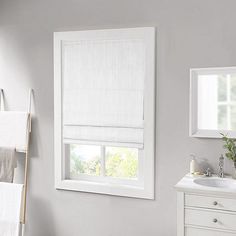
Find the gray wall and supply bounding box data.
[0,0,236,235]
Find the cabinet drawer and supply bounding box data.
[185,208,236,231]
[185,227,236,236]
[185,194,236,211]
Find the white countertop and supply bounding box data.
[175,174,236,197]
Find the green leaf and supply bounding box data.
[221,134,236,162]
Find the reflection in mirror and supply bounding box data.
[190,67,236,138]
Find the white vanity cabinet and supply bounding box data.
[176,175,236,236]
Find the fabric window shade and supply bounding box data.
[62,38,145,148]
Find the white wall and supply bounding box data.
[0,0,236,235]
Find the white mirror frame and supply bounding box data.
[190,67,236,139]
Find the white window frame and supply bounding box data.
[190,67,236,138]
[54,27,155,199]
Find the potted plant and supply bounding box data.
[221,133,236,179]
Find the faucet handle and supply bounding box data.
[218,154,224,178]
[205,168,212,177]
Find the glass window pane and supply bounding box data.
[230,74,236,101]
[231,105,236,130]
[70,144,101,176]
[105,147,138,179]
[217,75,227,101]
[218,105,227,130]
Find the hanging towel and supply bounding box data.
[0,182,23,236]
[0,148,17,183]
[0,112,29,152]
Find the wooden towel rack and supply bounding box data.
[0,89,33,235]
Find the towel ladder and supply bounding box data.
[0,89,33,234]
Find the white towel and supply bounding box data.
[0,112,29,152]
[0,182,23,236]
[0,148,17,183]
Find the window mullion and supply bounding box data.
[101,146,106,177]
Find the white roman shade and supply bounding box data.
[61,29,152,148]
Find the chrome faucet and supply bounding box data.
[218,155,224,178]
[205,168,212,177]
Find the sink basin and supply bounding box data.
[175,174,236,196]
[194,177,236,189]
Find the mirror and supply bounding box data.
[190,67,236,138]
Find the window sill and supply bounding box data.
[55,179,154,199]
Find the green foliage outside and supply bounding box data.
[70,145,101,176]
[105,147,138,178]
[70,145,138,179]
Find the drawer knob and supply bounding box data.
[213,201,218,206]
[213,218,218,223]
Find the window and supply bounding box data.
[69,144,141,186]
[54,27,155,199]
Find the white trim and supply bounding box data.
[54,33,63,188]
[190,67,236,138]
[63,138,144,149]
[70,174,143,187]
[190,130,236,139]
[54,27,155,199]
[56,179,151,199]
